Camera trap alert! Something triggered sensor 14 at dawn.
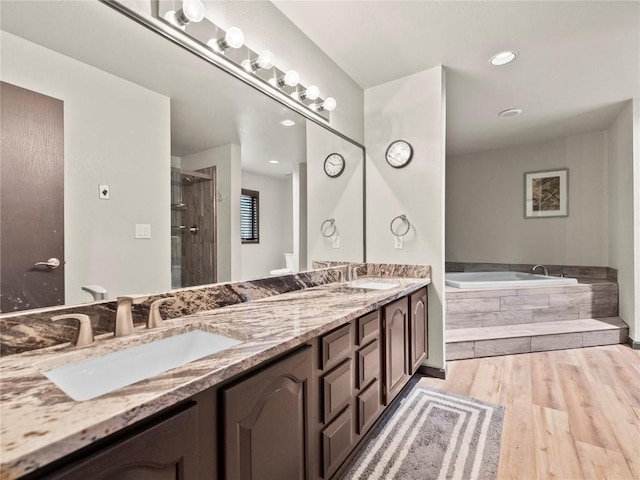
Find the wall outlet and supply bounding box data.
[98,184,110,200]
[394,236,403,249]
[332,236,340,249]
[135,224,151,239]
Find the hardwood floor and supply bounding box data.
[417,344,640,479]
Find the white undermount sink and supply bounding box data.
[346,280,398,290]
[44,330,242,401]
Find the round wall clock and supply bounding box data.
[324,153,345,178]
[385,140,413,168]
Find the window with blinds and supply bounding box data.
[240,189,259,243]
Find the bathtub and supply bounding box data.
[445,271,578,289]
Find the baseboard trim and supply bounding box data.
[627,336,640,350]
[417,365,446,379]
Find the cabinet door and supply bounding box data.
[44,404,199,480]
[409,288,428,374]
[383,298,410,405]
[223,347,312,480]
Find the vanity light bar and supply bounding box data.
[159,0,336,117]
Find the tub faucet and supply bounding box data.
[532,264,549,276]
[115,295,148,337]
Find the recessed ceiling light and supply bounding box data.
[280,119,295,127]
[490,51,517,66]
[498,108,523,117]
[268,160,280,164]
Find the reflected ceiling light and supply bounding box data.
[498,108,522,117]
[280,119,295,127]
[276,70,300,88]
[490,51,517,66]
[172,0,205,26]
[268,160,280,164]
[298,85,320,101]
[208,27,244,53]
[312,97,337,112]
[241,50,275,72]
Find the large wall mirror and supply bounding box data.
[0,0,364,313]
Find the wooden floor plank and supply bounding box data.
[530,352,566,410]
[557,362,620,450]
[416,344,640,479]
[575,441,635,480]
[532,405,584,479]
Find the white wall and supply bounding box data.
[306,122,364,265]
[182,144,242,282]
[365,67,447,370]
[240,171,293,280]
[1,32,171,305]
[117,0,364,144]
[447,131,609,265]
[293,163,308,271]
[607,100,638,341]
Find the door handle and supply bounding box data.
[34,258,61,270]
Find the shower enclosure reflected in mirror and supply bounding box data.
[0,0,364,313]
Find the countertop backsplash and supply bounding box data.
[0,263,431,356]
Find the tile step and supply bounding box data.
[446,317,628,360]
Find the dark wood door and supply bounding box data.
[223,347,312,480]
[0,82,64,313]
[409,288,428,373]
[383,298,410,405]
[44,404,199,480]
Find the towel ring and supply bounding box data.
[320,218,337,237]
[390,215,411,237]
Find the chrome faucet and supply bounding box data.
[115,295,148,337]
[52,314,94,346]
[532,264,549,276]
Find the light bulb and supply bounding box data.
[209,27,244,53]
[322,97,337,112]
[225,27,244,49]
[303,85,320,100]
[256,50,275,70]
[182,0,204,22]
[283,70,300,87]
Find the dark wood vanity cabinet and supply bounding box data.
[222,346,313,480]
[409,288,428,373]
[383,287,429,405]
[41,403,200,480]
[317,310,383,479]
[383,297,410,404]
[29,287,428,480]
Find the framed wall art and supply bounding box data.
[524,168,568,218]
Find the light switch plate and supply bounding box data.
[394,236,403,249]
[98,184,110,200]
[332,236,340,249]
[135,224,151,239]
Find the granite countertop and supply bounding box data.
[0,277,430,479]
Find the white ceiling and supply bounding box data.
[273,1,640,156]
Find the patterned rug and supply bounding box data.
[340,385,504,480]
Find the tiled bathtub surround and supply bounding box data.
[0,263,430,356]
[446,280,619,329]
[445,279,628,360]
[445,262,616,280]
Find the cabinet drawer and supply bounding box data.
[357,311,379,345]
[320,324,352,370]
[356,340,380,389]
[321,407,353,479]
[322,359,352,423]
[357,379,380,435]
